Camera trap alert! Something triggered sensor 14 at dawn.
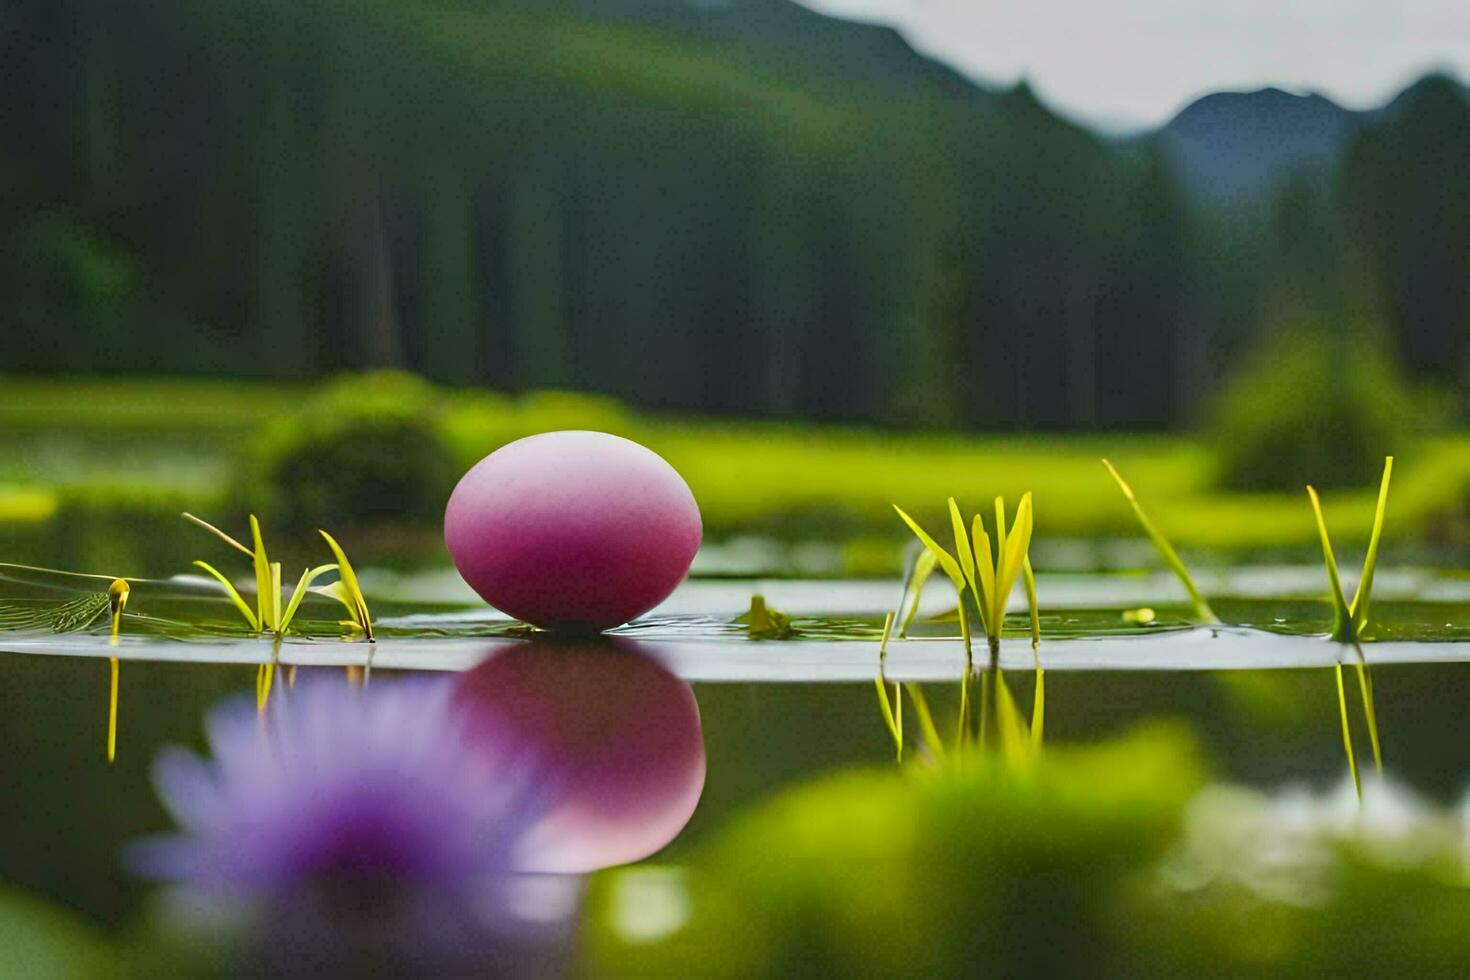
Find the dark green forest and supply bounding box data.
[2,0,1467,431]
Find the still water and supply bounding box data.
[2,562,1469,929]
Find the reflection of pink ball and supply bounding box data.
[444,431,701,630]
[453,640,706,874]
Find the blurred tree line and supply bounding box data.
[1,0,1466,431]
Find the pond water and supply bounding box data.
[2,561,1469,929]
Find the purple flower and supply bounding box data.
[131,676,576,974]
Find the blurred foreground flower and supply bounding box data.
[130,677,576,975]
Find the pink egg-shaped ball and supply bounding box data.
[444,431,701,630]
[453,639,706,874]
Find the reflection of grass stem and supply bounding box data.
[106,579,127,764]
[1023,556,1044,748]
[875,613,903,762]
[107,658,118,764]
[957,668,973,749]
[890,493,1043,765]
[256,638,281,715]
[1308,458,1393,798]
[1354,648,1382,772]
[1335,664,1361,800]
[904,684,945,764]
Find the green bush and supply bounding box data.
[586,727,1206,977]
[1210,324,1435,490]
[586,726,1470,978]
[248,372,460,530]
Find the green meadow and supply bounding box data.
[4,376,1467,572]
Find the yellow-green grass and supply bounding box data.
[0,376,296,434]
[2,377,1468,551]
[0,487,58,524]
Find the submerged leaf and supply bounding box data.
[0,593,110,633]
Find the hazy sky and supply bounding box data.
[799,0,1470,130]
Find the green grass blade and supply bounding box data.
[1335,663,1362,802]
[1101,460,1219,624]
[990,497,1009,633]
[319,529,373,641]
[280,563,339,633]
[971,515,995,638]
[1307,485,1353,641]
[249,516,274,634]
[947,498,979,601]
[314,581,361,630]
[992,497,1008,575]
[899,550,937,637]
[894,506,964,590]
[269,562,283,634]
[108,579,128,644]
[879,611,895,661]
[1022,556,1040,653]
[1350,456,1393,637]
[995,494,1034,631]
[192,561,259,632]
[903,684,946,764]
[181,512,253,557]
[956,601,973,663]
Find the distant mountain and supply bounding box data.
[1369,72,1470,123]
[1155,88,1359,208]
[529,0,997,100]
